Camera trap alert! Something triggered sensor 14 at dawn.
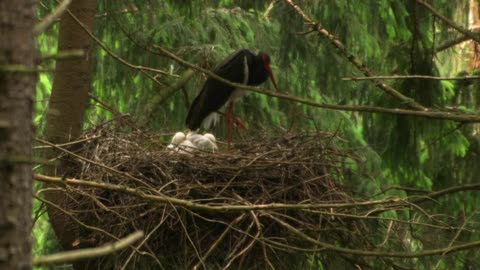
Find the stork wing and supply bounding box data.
[185,49,255,130]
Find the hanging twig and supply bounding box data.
[59,1,177,79]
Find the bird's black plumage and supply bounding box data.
[186,49,273,130]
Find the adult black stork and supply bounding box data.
[185,49,280,147]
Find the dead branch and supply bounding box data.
[343,75,480,81]
[34,173,405,211]
[152,45,480,123]
[265,213,480,258]
[34,231,144,266]
[284,0,426,111]
[35,0,72,34]
[417,0,480,44]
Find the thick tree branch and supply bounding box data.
[34,173,405,211]
[34,174,480,212]
[34,231,144,266]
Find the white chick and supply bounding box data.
[195,136,218,152]
[186,132,204,145]
[167,132,186,152]
[171,132,186,146]
[203,133,216,143]
[177,139,197,156]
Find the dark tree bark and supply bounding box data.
[43,0,97,258]
[0,1,36,270]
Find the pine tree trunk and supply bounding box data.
[470,0,480,69]
[43,0,96,258]
[0,1,36,269]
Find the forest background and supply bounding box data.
[3,0,480,269]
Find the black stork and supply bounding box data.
[185,49,280,148]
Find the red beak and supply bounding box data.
[265,64,280,92]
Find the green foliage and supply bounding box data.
[34,0,479,269]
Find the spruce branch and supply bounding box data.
[285,0,427,111]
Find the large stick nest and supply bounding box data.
[57,126,373,269]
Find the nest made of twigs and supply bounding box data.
[57,126,372,269]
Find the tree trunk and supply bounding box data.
[43,0,96,257]
[0,1,36,270]
[470,0,480,69]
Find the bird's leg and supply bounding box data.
[226,103,234,150]
[234,117,247,130]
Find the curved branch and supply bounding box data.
[60,2,177,79]
[34,231,144,266]
[266,213,480,258]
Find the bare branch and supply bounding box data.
[417,0,480,44]
[88,93,142,132]
[410,183,480,204]
[35,138,158,191]
[40,50,85,61]
[34,231,144,266]
[343,75,480,81]
[436,35,472,52]
[0,64,53,73]
[152,45,480,123]
[284,0,426,111]
[61,0,480,123]
[59,1,177,79]
[35,0,72,34]
[34,135,100,149]
[193,214,246,270]
[34,173,405,211]
[265,213,480,258]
